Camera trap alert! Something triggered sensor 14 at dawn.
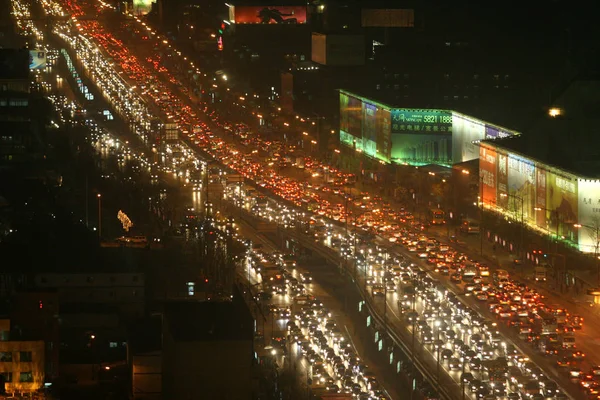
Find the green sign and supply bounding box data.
[391,109,453,134]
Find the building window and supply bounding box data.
[109,276,116,283]
[41,277,47,283]
[20,351,32,362]
[375,84,381,90]
[132,290,137,296]
[132,276,139,282]
[393,84,400,90]
[109,342,118,348]
[0,372,12,383]
[87,276,94,283]
[0,352,12,362]
[109,291,114,297]
[19,372,33,383]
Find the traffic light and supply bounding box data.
[39,300,43,309]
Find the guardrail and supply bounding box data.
[275,227,460,400]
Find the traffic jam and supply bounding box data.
[247,249,391,399]
[26,0,599,397]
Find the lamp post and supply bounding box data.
[574,223,600,287]
[500,193,524,259]
[435,318,441,383]
[478,175,484,255]
[97,193,102,239]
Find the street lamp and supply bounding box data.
[500,193,524,259]
[434,318,441,383]
[97,194,102,239]
[574,223,600,287]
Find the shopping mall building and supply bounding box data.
[338,89,521,167]
[339,79,600,254]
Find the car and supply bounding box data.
[300,272,313,283]
[372,285,385,296]
[256,291,273,301]
[449,357,462,370]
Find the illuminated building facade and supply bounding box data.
[338,89,519,166]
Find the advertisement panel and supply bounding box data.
[535,168,546,227]
[391,109,452,134]
[452,113,486,163]
[346,95,362,138]
[233,6,307,24]
[546,171,578,238]
[485,124,513,139]
[29,50,46,69]
[479,146,497,206]
[507,154,535,222]
[497,153,509,208]
[363,103,377,143]
[377,109,391,162]
[577,180,600,253]
[361,9,415,28]
[390,134,451,164]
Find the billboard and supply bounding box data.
[545,171,578,237]
[390,134,451,164]
[535,168,546,226]
[497,152,508,208]
[339,92,363,142]
[577,180,600,253]
[507,153,536,222]
[29,50,46,69]
[485,124,513,139]
[391,109,452,134]
[378,109,391,161]
[361,9,414,28]
[479,146,497,206]
[233,6,307,24]
[452,113,486,163]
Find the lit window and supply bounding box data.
[0,352,12,362]
[19,372,33,383]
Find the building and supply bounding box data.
[0,320,45,394]
[162,297,254,399]
[0,49,32,166]
[33,273,145,319]
[130,316,162,400]
[9,290,60,382]
[478,78,600,255]
[338,89,519,166]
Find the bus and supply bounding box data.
[429,209,446,225]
